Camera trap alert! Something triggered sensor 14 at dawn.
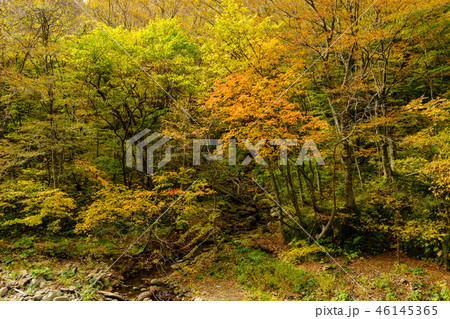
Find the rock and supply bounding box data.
[35,289,48,295]
[132,286,139,290]
[53,296,69,301]
[194,297,203,301]
[31,275,45,287]
[140,288,147,292]
[5,281,16,288]
[150,279,164,286]
[17,277,31,287]
[33,294,44,301]
[143,298,151,301]
[136,286,161,301]
[136,291,152,301]
[39,281,46,289]
[97,291,128,301]
[42,291,59,301]
[13,288,27,296]
[0,287,8,297]
[149,286,161,292]
[60,287,77,293]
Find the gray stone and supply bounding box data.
[35,289,48,295]
[53,296,69,301]
[31,275,44,287]
[140,288,147,292]
[150,279,164,286]
[97,291,128,301]
[5,281,16,288]
[149,286,160,293]
[0,287,8,297]
[17,277,31,287]
[33,294,44,301]
[136,291,152,301]
[42,291,59,301]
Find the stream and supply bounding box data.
[115,265,184,300]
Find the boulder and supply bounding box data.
[136,291,152,301]
[31,275,45,287]
[53,296,69,301]
[42,291,59,301]
[150,279,164,286]
[33,294,44,301]
[35,289,48,296]
[97,290,128,301]
[0,287,8,297]
[17,277,31,287]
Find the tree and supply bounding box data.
[69,19,200,186]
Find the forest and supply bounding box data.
[0,0,449,301]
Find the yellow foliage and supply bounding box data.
[0,180,75,232]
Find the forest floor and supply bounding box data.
[1,232,450,301]
[170,251,450,301]
[166,235,450,301]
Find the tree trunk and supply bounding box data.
[342,140,356,209]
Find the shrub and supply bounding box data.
[236,247,315,296]
[282,240,322,265]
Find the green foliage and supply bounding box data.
[331,290,352,301]
[235,247,315,296]
[431,282,450,301]
[373,274,392,289]
[407,267,426,276]
[30,267,52,280]
[0,0,449,302]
